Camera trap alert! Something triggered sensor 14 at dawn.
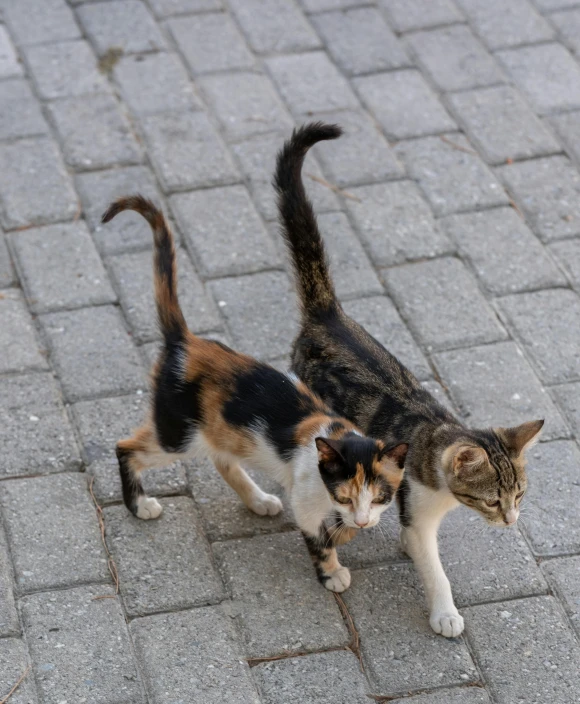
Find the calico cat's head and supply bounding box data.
[441,420,543,526]
[315,434,408,529]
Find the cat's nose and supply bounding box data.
[354,517,369,527]
[505,508,518,525]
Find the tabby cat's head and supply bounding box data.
[315,435,408,529]
[441,420,543,526]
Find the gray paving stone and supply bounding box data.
[0,25,23,79]
[0,137,78,230]
[433,342,570,442]
[171,186,280,278]
[0,79,48,140]
[299,0,368,11]
[76,165,163,255]
[395,134,509,216]
[548,9,580,54]
[440,208,566,295]
[10,221,116,313]
[113,52,202,116]
[0,523,19,637]
[455,0,553,49]
[379,0,464,33]
[208,271,298,360]
[266,51,359,117]
[343,564,477,693]
[309,109,403,187]
[496,43,580,115]
[0,372,81,478]
[547,110,580,165]
[406,25,506,92]
[497,157,580,242]
[229,0,320,54]
[213,532,349,657]
[342,295,432,381]
[390,690,491,704]
[384,258,507,351]
[42,305,146,402]
[447,86,561,165]
[353,70,456,141]
[131,607,260,704]
[0,290,47,374]
[521,440,580,556]
[464,596,580,704]
[311,7,408,76]
[0,230,15,288]
[21,585,143,704]
[140,112,239,192]
[167,12,255,75]
[231,131,339,221]
[499,290,580,385]
[1,0,80,46]
[552,381,580,436]
[148,0,221,15]
[254,650,369,704]
[0,639,37,704]
[346,181,454,266]
[199,72,293,141]
[542,556,580,636]
[535,0,579,9]
[77,0,166,57]
[0,474,108,594]
[48,92,142,170]
[336,510,405,569]
[109,247,220,340]
[24,40,107,100]
[104,498,225,616]
[422,379,460,415]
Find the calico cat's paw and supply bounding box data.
[135,496,163,520]
[323,565,351,593]
[430,609,464,638]
[249,492,283,517]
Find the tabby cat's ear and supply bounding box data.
[315,437,344,467]
[496,419,544,456]
[452,445,488,478]
[378,443,409,470]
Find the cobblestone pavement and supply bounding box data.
[1,0,580,702]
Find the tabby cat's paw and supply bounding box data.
[135,496,163,520]
[249,492,283,517]
[430,609,464,638]
[323,566,351,593]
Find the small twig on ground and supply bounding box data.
[73,200,82,222]
[439,135,477,155]
[1,665,31,704]
[88,477,119,597]
[247,646,345,668]
[508,198,524,219]
[333,592,364,673]
[306,173,361,202]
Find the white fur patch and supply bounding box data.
[136,496,163,520]
[248,491,283,516]
[324,565,351,593]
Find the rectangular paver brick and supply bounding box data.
[21,585,143,704]
[406,25,506,92]
[0,231,14,288]
[311,7,408,76]
[0,372,81,478]
[299,0,368,11]
[0,474,108,593]
[0,79,47,140]
[0,290,47,373]
[171,186,280,278]
[0,639,37,704]
[10,221,116,313]
[550,238,580,290]
[140,112,239,192]
[343,564,477,693]
[379,0,463,33]
[384,258,507,351]
[553,381,580,436]
[213,532,349,657]
[0,25,23,79]
[354,70,456,140]
[548,110,580,165]
[346,181,454,266]
[148,0,221,15]
[168,12,255,75]
[464,596,580,704]
[131,607,260,704]
[2,0,80,46]
[496,43,580,114]
[434,342,569,441]
[550,9,580,54]
[391,690,491,704]
[0,137,78,229]
[104,497,224,616]
[42,305,146,401]
[395,134,509,215]
[440,208,566,295]
[0,524,19,637]
[447,86,561,165]
[266,51,359,116]
[542,556,580,637]
[499,289,580,384]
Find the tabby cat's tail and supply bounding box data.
[274,122,342,315]
[102,195,187,347]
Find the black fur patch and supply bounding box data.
[116,445,144,515]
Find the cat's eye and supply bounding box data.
[516,491,525,501]
[485,499,500,508]
[372,496,386,504]
[336,497,352,505]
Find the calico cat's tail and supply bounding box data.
[102,195,187,347]
[274,122,342,315]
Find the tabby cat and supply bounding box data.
[274,123,543,636]
[101,195,408,593]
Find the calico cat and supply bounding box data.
[101,195,408,593]
[274,123,543,635]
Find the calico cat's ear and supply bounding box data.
[315,437,344,467]
[496,419,544,456]
[378,443,408,470]
[452,445,488,478]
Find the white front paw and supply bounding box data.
[249,492,283,517]
[135,496,163,520]
[324,566,351,593]
[430,609,464,638]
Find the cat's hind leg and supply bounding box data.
[214,458,283,516]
